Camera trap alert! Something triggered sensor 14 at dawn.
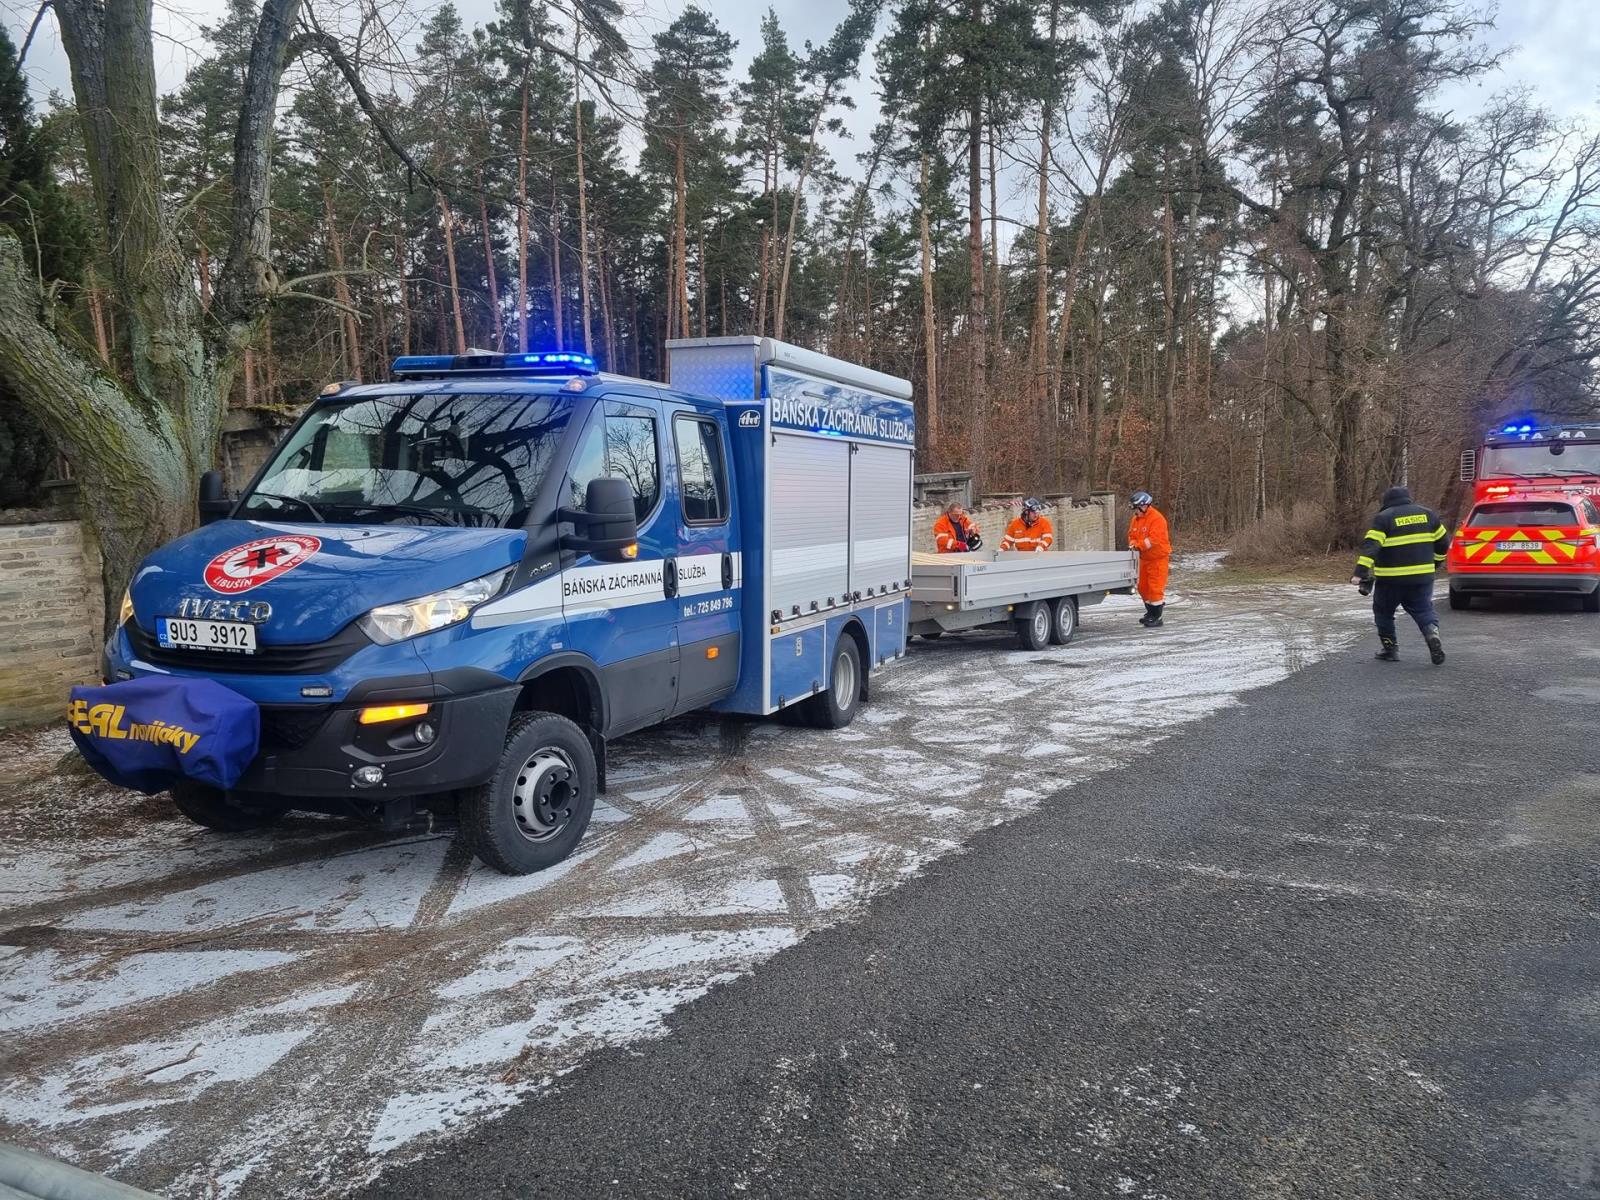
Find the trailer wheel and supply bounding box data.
[461,711,595,875]
[170,780,285,832]
[1015,601,1051,651]
[1049,596,1078,645]
[802,634,863,729]
[1448,588,1471,611]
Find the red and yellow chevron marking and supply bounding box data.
[1465,528,1559,565]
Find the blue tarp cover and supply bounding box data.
[67,677,260,793]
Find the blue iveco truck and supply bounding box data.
[104,337,916,874]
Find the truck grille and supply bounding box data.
[126,621,370,675]
[258,705,334,753]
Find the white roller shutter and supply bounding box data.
[770,434,850,617]
[849,444,912,598]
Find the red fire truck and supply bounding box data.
[1451,422,1600,609]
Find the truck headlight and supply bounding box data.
[359,569,510,645]
[119,588,134,627]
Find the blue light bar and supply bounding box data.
[390,351,599,378]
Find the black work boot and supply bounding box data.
[1375,636,1399,662]
[1146,604,1164,629]
[1138,603,1156,627]
[1424,624,1445,665]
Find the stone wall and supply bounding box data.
[0,516,104,728]
[912,493,1116,554]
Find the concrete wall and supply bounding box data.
[0,515,104,728]
[913,493,1116,554]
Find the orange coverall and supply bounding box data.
[933,513,978,553]
[1000,515,1055,552]
[1128,506,1171,602]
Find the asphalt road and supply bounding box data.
[358,599,1600,1200]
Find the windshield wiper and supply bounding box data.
[244,492,326,521]
[344,502,462,527]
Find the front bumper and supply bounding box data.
[235,684,519,798]
[1448,570,1600,595]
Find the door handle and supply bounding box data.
[664,558,679,599]
[721,552,734,590]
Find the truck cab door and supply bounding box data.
[560,399,679,736]
[667,403,740,715]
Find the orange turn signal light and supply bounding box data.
[358,702,430,725]
[706,646,720,659]
[621,542,639,559]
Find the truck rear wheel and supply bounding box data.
[1584,588,1600,613]
[170,780,285,832]
[1015,601,1051,651]
[461,712,595,875]
[1049,596,1078,645]
[802,634,862,730]
[1448,588,1471,611]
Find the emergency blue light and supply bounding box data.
[1520,424,1533,433]
[390,351,599,378]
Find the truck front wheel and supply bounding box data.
[462,712,596,875]
[170,780,285,832]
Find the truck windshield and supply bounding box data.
[1480,442,1600,477]
[237,391,571,528]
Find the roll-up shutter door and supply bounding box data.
[770,434,850,617]
[849,444,912,597]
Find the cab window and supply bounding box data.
[568,413,660,522]
[1467,501,1577,525]
[674,414,729,525]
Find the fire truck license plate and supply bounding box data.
[1496,540,1540,552]
[158,616,257,654]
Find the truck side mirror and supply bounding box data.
[1458,449,1476,483]
[197,469,231,525]
[560,477,640,562]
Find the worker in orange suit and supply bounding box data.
[1000,497,1055,552]
[933,502,982,553]
[1128,490,1171,627]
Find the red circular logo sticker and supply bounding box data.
[203,535,321,594]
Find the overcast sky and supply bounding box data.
[5,0,1597,181]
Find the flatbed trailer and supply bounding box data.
[909,549,1138,649]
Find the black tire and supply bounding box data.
[1049,596,1078,645]
[460,711,596,875]
[1448,588,1471,611]
[920,631,944,641]
[1584,589,1600,613]
[802,634,863,730]
[170,780,285,832]
[1015,601,1051,650]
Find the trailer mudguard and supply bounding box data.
[68,677,260,793]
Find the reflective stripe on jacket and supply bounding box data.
[1000,516,1054,552]
[1353,502,1452,579]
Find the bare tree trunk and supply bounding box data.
[597,230,616,368]
[477,178,502,350]
[324,183,361,377]
[919,153,940,453]
[573,28,594,356]
[967,14,988,487]
[1030,0,1058,419]
[395,228,412,356]
[86,266,110,364]
[517,72,531,350]
[988,119,1002,369]
[775,93,836,341]
[1158,189,1178,503]
[673,139,690,338]
[697,227,708,338]
[437,190,467,355]
[549,171,565,350]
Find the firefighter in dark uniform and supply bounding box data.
[1350,485,1452,664]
